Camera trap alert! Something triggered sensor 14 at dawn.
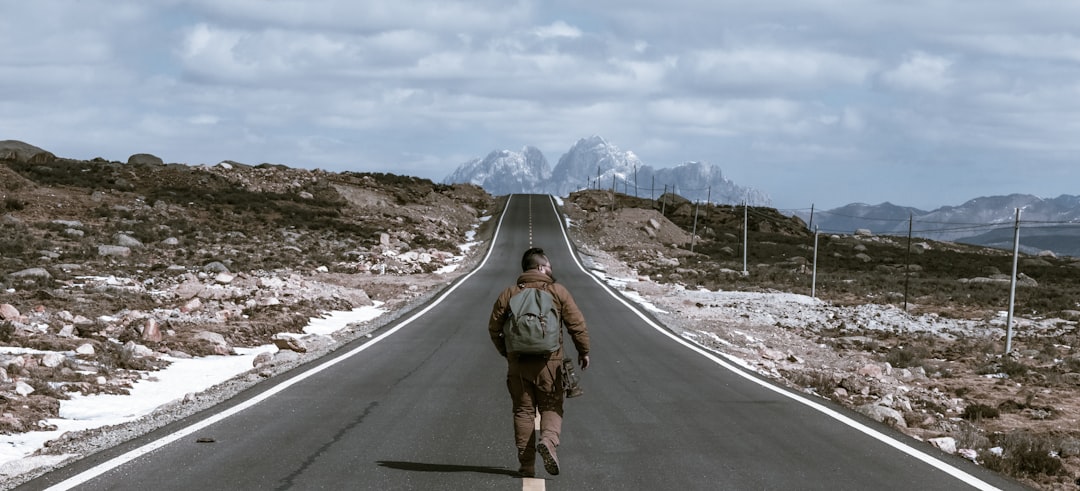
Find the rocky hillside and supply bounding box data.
[0,141,493,435]
[563,189,1080,490]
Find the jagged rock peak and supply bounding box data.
[442,145,550,196]
[548,136,646,195]
[443,136,771,206]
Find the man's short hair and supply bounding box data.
[521,247,547,272]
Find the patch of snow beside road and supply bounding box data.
[0,304,387,472]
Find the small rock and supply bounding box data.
[273,350,302,363]
[181,298,203,313]
[193,330,228,347]
[98,245,131,257]
[15,381,35,396]
[141,318,163,342]
[856,404,907,428]
[124,341,155,358]
[114,233,143,248]
[253,352,274,367]
[858,363,884,379]
[76,344,96,355]
[41,353,65,368]
[272,333,308,353]
[0,304,19,321]
[759,348,786,361]
[929,437,957,454]
[10,268,52,280]
[203,261,230,273]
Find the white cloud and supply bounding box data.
[188,114,220,125]
[535,21,582,39]
[2,0,1079,210]
[948,33,1080,63]
[678,47,876,93]
[183,0,532,32]
[881,51,954,93]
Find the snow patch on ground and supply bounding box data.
[0,302,390,471]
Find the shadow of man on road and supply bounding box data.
[376,460,519,477]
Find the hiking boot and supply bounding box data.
[565,384,584,398]
[537,439,560,475]
[517,465,535,478]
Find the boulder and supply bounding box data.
[124,341,155,358]
[175,279,205,300]
[15,381,35,396]
[203,261,230,273]
[0,140,55,163]
[929,437,957,454]
[114,233,144,248]
[51,220,84,228]
[193,331,232,355]
[9,268,52,280]
[98,245,131,257]
[127,153,164,165]
[856,404,907,428]
[252,351,274,367]
[141,318,163,343]
[0,304,19,321]
[41,353,65,368]
[272,333,308,353]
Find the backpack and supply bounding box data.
[503,287,561,355]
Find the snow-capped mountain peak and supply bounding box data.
[443,136,771,206]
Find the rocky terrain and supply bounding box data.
[563,189,1080,491]
[3,139,1080,490]
[0,141,494,486]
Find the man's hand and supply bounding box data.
[578,354,590,370]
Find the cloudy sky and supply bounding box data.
[2,1,1078,211]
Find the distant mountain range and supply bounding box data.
[443,136,771,206]
[795,194,1080,257]
[441,136,1079,257]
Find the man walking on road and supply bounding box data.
[489,247,590,478]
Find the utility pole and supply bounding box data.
[661,184,668,215]
[904,213,913,311]
[742,199,748,274]
[704,185,711,220]
[812,226,819,298]
[691,200,700,253]
[1005,208,1021,354]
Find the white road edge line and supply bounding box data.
[545,195,1002,491]
[45,195,520,491]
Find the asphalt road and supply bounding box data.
[22,194,1028,490]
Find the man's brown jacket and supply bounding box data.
[489,270,590,359]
